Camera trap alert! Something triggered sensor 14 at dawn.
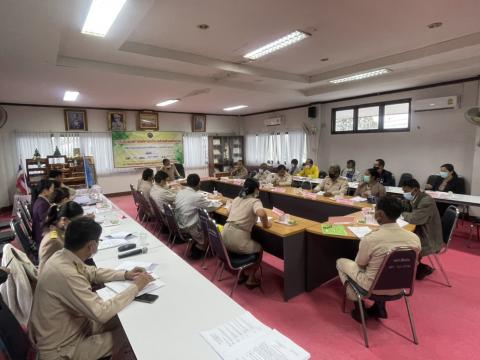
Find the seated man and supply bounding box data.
[150,171,177,213]
[272,165,292,186]
[340,160,360,182]
[29,217,154,360]
[401,178,443,280]
[157,158,180,181]
[49,169,75,197]
[137,168,154,198]
[175,174,222,258]
[297,158,320,179]
[253,163,272,183]
[230,160,248,179]
[374,158,395,186]
[289,159,300,175]
[313,165,348,196]
[337,196,420,322]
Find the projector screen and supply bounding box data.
[112,131,183,168]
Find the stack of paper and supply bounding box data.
[201,312,310,360]
[348,226,372,239]
[104,278,165,297]
[115,261,157,272]
[351,196,367,202]
[98,238,130,250]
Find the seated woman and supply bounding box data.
[425,163,465,194]
[32,179,55,246]
[355,168,386,199]
[221,178,271,288]
[38,201,84,273]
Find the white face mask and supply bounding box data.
[259,169,264,173]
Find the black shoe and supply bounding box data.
[416,263,434,280]
[366,302,388,319]
[351,302,368,324]
[188,246,205,260]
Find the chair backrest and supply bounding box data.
[426,174,442,188]
[17,207,32,238]
[319,171,327,179]
[136,191,153,217]
[197,208,211,241]
[398,173,413,187]
[148,197,166,225]
[301,180,312,190]
[441,205,459,247]
[130,185,140,206]
[9,219,38,264]
[205,217,232,268]
[0,297,32,359]
[129,183,135,192]
[19,199,32,223]
[370,247,418,296]
[456,177,466,194]
[163,204,186,240]
[175,163,185,178]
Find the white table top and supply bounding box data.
[92,196,245,359]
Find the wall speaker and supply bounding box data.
[308,106,317,119]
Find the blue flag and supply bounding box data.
[83,156,95,187]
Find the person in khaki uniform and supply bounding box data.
[38,201,84,273]
[157,158,181,181]
[222,178,271,288]
[355,168,386,198]
[137,168,154,198]
[29,217,154,360]
[253,163,272,183]
[150,171,177,214]
[314,165,348,196]
[401,178,443,280]
[337,196,421,323]
[272,165,292,186]
[230,160,249,179]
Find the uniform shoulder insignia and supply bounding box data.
[50,230,58,239]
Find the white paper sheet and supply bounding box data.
[348,226,372,239]
[105,278,165,296]
[351,196,367,202]
[98,238,130,250]
[257,216,273,223]
[396,218,410,228]
[107,231,132,239]
[115,261,158,272]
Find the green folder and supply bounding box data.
[321,224,348,236]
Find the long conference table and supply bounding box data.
[91,197,247,359]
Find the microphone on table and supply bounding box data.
[118,247,148,259]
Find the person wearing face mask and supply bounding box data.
[337,196,421,323]
[230,160,249,179]
[32,179,56,246]
[289,159,300,175]
[425,163,465,194]
[340,160,360,182]
[355,168,386,198]
[29,217,154,360]
[253,163,272,183]
[38,201,84,273]
[272,165,293,186]
[297,158,320,179]
[401,179,443,280]
[373,158,395,186]
[313,165,348,196]
[222,178,271,288]
[157,158,181,182]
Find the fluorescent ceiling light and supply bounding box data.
[243,31,310,60]
[156,99,179,107]
[223,105,248,112]
[63,91,79,101]
[81,0,127,37]
[329,69,392,84]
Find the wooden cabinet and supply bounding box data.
[208,136,244,176]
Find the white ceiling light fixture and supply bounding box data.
[243,31,310,60]
[223,105,248,112]
[63,91,79,101]
[81,0,127,37]
[156,99,179,107]
[329,69,392,84]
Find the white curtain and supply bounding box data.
[183,133,208,176]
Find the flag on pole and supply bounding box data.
[83,156,95,188]
[16,163,28,195]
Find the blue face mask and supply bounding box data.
[363,175,370,183]
[439,171,449,179]
[403,191,414,201]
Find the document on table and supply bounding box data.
[321,224,348,236]
[105,278,165,296]
[200,312,310,360]
[257,216,273,223]
[115,261,158,272]
[348,226,372,239]
[98,238,130,250]
[396,218,409,228]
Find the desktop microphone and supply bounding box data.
[118,247,148,259]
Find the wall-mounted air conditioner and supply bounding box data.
[412,96,459,112]
[264,116,283,126]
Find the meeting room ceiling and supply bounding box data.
[1,0,480,115]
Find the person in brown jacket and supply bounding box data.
[355,168,386,199]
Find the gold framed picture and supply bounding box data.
[192,114,206,132]
[108,111,127,131]
[64,109,88,131]
[137,111,158,130]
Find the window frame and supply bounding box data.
[331,99,411,134]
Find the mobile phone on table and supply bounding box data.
[134,293,158,303]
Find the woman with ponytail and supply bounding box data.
[222,178,271,288]
[38,201,84,273]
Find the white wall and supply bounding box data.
[0,105,240,207]
[243,80,480,194]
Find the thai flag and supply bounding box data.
[15,164,28,194]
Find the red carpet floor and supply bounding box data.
[116,195,480,359]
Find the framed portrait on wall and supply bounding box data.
[192,114,206,132]
[64,109,88,131]
[108,111,126,131]
[137,111,158,130]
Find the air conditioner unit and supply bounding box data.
[412,96,459,112]
[264,116,283,126]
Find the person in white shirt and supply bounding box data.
[137,168,154,198]
[150,171,177,214]
[253,163,272,183]
[174,174,222,259]
[340,160,360,182]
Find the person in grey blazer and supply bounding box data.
[401,179,443,280]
